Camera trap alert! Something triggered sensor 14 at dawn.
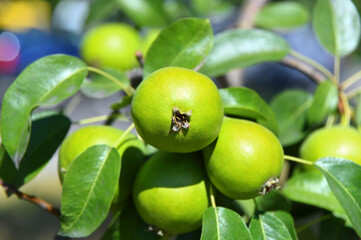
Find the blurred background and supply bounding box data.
[0,0,361,239]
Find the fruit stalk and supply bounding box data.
[339,92,351,126]
[75,115,109,125]
[88,66,135,96]
[113,123,135,149]
[209,184,217,208]
[284,155,313,166]
[135,50,144,69]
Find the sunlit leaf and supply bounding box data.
[201,207,251,240]
[313,0,361,57]
[307,81,338,126]
[59,145,121,237]
[315,157,361,237]
[115,0,168,27]
[270,89,312,146]
[249,212,294,240]
[144,18,213,78]
[219,87,279,134]
[282,168,350,224]
[81,67,130,99]
[255,1,310,30]
[200,29,290,77]
[1,54,87,167]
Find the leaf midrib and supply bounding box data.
[63,146,112,231]
[317,165,361,218]
[37,67,87,105]
[169,20,210,66]
[213,207,221,240]
[279,98,312,135]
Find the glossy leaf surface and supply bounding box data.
[1,54,87,166]
[313,0,361,57]
[85,0,118,25]
[315,157,361,237]
[270,89,312,146]
[11,114,70,188]
[115,0,168,27]
[81,67,130,99]
[144,18,213,78]
[307,81,338,125]
[249,212,294,240]
[270,211,298,240]
[201,207,251,240]
[200,29,290,77]
[59,145,121,237]
[219,87,278,134]
[282,168,348,223]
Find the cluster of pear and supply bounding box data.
[59,66,284,235]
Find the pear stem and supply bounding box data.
[209,184,217,208]
[113,123,135,149]
[75,115,109,125]
[284,155,313,166]
[87,66,135,96]
[339,92,351,126]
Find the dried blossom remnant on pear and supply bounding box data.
[259,177,281,195]
[171,107,192,133]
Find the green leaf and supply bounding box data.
[312,0,361,57]
[200,207,252,240]
[307,81,339,125]
[255,1,310,30]
[235,199,256,219]
[0,113,70,195]
[282,168,348,222]
[270,211,298,240]
[143,18,213,78]
[59,145,121,238]
[199,29,290,77]
[85,0,118,25]
[0,145,17,184]
[116,0,168,27]
[1,54,87,167]
[191,0,233,16]
[314,157,361,237]
[219,87,279,135]
[249,212,294,240]
[270,89,312,146]
[102,203,161,240]
[12,114,71,188]
[81,67,130,99]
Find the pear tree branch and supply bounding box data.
[0,180,60,218]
